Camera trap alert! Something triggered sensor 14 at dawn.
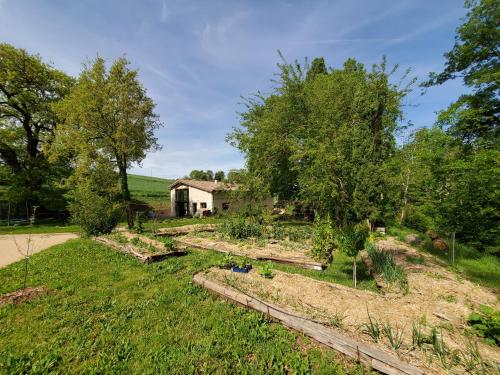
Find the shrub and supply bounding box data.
[69,188,122,236]
[259,263,273,278]
[335,224,368,288]
[220,216,262,239]
[312,215,336,263]
[467,305,500,346]
[133,212,144,234]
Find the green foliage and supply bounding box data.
[383,322,405,350]
[218,253,236,269]
[412,322,425,349]
[424,0,499,146]
[229,55,411,225]
[363,310,381,342]
[258,263,273,278]
[312,215,336,263]
[188,170,214,181]
[365,241,408,293]
[467,305,500,346]
[0,43,73,209]
[335,225,368,259]
[220,216,262,239]
[133,212,144,234]
[330,310,347,328]
[52,56,162,228]
[68,188,122,237]
[160,236,176,252]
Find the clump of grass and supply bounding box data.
[363,310,381,342]
[406,254,425,264]
[220,216,262,239]
[383,322,405,350]
[159,236,176,251]
[412,322,425,349]
[110,232,128,244]
[365,242,408,293]
[330,310,347,328]
[438,294,457,303]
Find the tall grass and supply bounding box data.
[365,242,408,293]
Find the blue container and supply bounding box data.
[231,266,250,273]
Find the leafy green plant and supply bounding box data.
[363,310,381,342]
[220,216,262,239]
[383,322,405,350]
[69,188,122,236]
[335,224,368,288]
[161,236,175,251]
[133,212,144,234]
[270,224,285,240]
[312,215,336,263]
[218,253,236,269]
[467,305,500,346]
[259,263,273,279]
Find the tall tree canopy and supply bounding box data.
[424,0,499,146]
[0,43,73,209]
[229,56,410,226]
[53,57,161,227]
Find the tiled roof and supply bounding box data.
[170,179,239,193]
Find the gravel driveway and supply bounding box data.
[0,233,78,268]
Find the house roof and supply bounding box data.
[170,179,239,193]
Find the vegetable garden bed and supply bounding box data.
[196,261,500,374]
[96,233,186,263]
[176,234,324,270]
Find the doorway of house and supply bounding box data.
[175,189,189,217]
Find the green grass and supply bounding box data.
[0,218,80,235]
[128,174,173,206]
[0,239,371,374]
[387,225,500,290]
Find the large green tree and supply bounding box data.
[0,43,73,210]
[53,57,161,228]
[229,56,410,226]
[424,0,499,146]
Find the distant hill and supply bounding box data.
[128,174,174,207]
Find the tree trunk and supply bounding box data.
[118,162,134,229]
[399,170,410,225]
[353,257,357,288]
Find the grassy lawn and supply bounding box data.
[388,225,500,290]
[128,174,173,207]
[0,218,80,235]
[0,239,370,374]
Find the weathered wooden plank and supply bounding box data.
[193,272,423,375]
[176,237,325,270]
[95,237,186,263]
[155,224,218,236]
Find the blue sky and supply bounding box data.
[0,0,468,179]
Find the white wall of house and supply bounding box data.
[170,185,213,216]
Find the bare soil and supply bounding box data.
[177,234,322,268]
[0,286,49,307]
[201,237,500,374]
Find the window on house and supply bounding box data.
[200,202,207,209]
[222,203,229,210]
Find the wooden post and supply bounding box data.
[451,232,455,266]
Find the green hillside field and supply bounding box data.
[128,174,174,207]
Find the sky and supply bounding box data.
[0,0,468,179]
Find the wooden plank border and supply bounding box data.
[95,237,186,263]
[193,272,423,375]
[176,237,324,270]
[155,224,218,236]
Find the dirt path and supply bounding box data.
[0,233,78,268]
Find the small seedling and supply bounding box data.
[330,310,347,328]
[363,310,381,342]
[259,263,273,279]
[383,322,405,350]
[412,321,425,349]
